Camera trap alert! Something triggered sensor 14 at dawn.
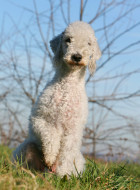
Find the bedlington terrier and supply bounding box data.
[13,21,101,177]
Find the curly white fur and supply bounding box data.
[13,21,101,177]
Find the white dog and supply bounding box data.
[13,21,101,176]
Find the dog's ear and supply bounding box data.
[50,32,64,54]
[88,38,101,75]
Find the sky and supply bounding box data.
[0,0,140,156]
[0,0,139,70]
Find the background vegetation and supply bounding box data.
[0,0,140,160]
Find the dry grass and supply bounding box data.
[0,145,140,190]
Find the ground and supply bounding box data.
[0,145,140,190]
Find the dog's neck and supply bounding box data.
[53,62,86,84]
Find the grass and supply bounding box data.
[0,145,140,190]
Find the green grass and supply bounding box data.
[0,145,140,190]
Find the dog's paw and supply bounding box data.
[44,155,56,167]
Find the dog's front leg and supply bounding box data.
[55,132,85,177]
[31,117,63,168]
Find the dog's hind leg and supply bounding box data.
[23,142,46,171]
[13,139,46,171]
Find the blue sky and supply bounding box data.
[1,0,139,67]
[0,0,140,154]
[0,0,140,116]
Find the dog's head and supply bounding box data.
[50,21,101,74]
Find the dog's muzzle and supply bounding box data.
[71,53,82,63]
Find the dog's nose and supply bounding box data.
[71,53,82,62]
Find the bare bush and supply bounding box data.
[0,0,140,159]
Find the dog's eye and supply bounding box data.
[88,42,91,46]
[65,37,71,43]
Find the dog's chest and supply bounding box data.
[41,81,87,126]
